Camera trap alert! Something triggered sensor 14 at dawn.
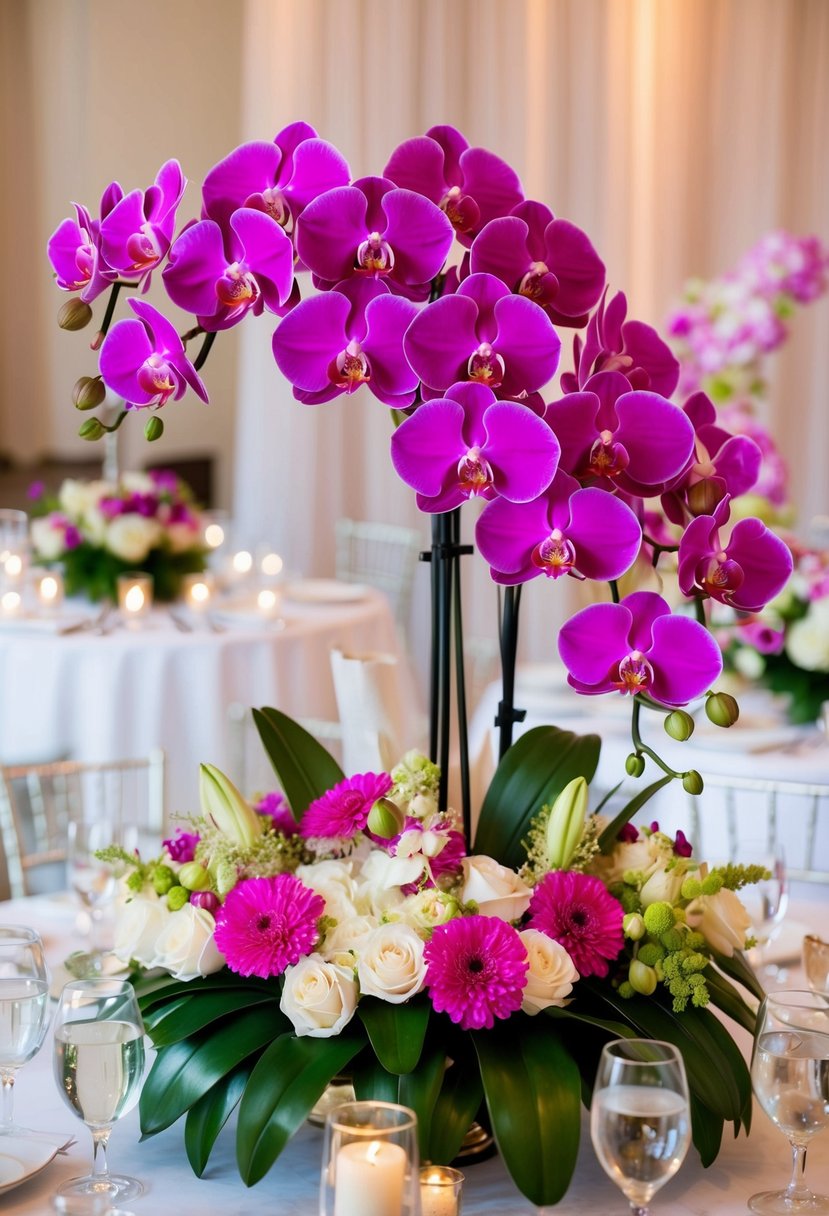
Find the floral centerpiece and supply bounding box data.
[47,121,796,1203]
[28,470,207,602]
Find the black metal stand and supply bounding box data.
[494,585,527,760]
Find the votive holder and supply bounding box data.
[803,934,829,992]
[320,1100,420,1216]
[0,588,23,618]
[201,510,229,553]
[33,569,65,613]
[420,1165,464,1216]
[117,572,153,625]
[0,508,29,585]
[181,571,215,612]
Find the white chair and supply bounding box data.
[227,703,344,799]
[334,518,424,635]
[0,751,166,900]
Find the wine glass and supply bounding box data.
[0,925,50,1134]
[590,1038,691,1215]
[66,819,137,977]
[52,978,145,1202]
[749,989,829,1214]
[741,845,789,979]
[803,936,829,994]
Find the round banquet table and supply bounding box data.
[0,584,405,817]
[1,892,829,1215]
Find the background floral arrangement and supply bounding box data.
[28,469,207,602]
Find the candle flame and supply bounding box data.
[1,590,21,612]
[191,581,210,604]
[4,554,23,577]
[257,588,277,612]
[261,552,283,576]
[204,523,225,549]
[233,550,253,574]
[125,586,145,613]
[40,576,59,601]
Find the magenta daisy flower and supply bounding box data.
[163,829,200,863]
[527,871,624,978]
[300,772,393,841]
[254,790,299,836]
[424,915,528,1030]
[213,874,325,979]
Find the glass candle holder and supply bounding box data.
[256,543,284,582]
[804,934,829,992]
[201,510,229,553]
[420,1165,464,1216]
[0,589,23,618]
[34,569,65,613]
[181,572,214,613]
[256,587,281,620]
[320,1100,420,1216]
[117,573,152,625]
[0,509,29,589]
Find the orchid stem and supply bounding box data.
[193,331,216,372]
[609,579,620,604]
[631,698,683,780]
[694,595,707,627]
[102,409,128,434]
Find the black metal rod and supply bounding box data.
[497,584,523,759]
[437,512,453,814]
[451,509,471,839]
[427,515,441,764]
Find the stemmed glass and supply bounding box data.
[749,989,829,1214]
[744,846,789,977]
[590,1038,691,1215]
[0,925,51,1134]
[52,978,145,1202]
[66,819,137,977]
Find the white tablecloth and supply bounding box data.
[0,587,406,816]
[2,892,829,1215]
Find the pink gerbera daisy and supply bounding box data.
[300,772,393,841]
[527,871,624,978]
[424,915,528,1030]
[254,790,299,836]
[214,874,325,979]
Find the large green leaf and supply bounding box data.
[137,969,274,1015]
[473,726,600,867]
[398,1042,447,1161]
[474,1017,581,1206]
[358,997,430,1075]
[149,989,283,1046]
[352,1055,400,1104]
[705,968,758,1035]
[597,774,675,852]
[184,1062,252,1176]
[236,1029,365,1185]
[426,1058,484,1165]
[711,948,765,1003]
[689,1093,725,1167]
[140,1006,278,1136]
[252,706,345,816]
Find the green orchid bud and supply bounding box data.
[57,298,93,331]
[166,885,189,911]
[366,796,405,840]
[177,861,212,892]
[682,770,704,795]
[625,753,645,777]
[78,417,105,441]
[72,375,106,411]
[623,913,646,941]
[705,692,740,728]
[545,776,589,869]
[629,959,658,996]
[144,415,164,442]
[199,763,263,848]
[664,710,695,742]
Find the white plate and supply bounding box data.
[0,1136,64,1195]
[282,579,369,605]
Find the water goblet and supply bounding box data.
[66,819,136,977]
[803,936,829,994]
[749,989,829,1214]
[590,1038,691,1215]
[53,978,145,1203]
[0,925,51,1135]
[741,845,789,978]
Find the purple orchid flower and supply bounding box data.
[47,183,124,302]
[98,298,209,410]
[295,176,454,294]
[201,121,351,235]
[475,470,642,585]
[561,289,679,397]
[558,590,723,707]
[661,392,762,523]
[390,381,559,513]
[384,125,524,247]
[545,370,695,497]
[271,277,419,407]
[404,272,560,398]
[737,618,785,655]
[99,160,186,287]
[469,202,605,326]
[677,497,793,612]
[163,208,295,331]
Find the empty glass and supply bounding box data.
[742,846,789,977]
[0,925,51,1134]
[804,936,829,993]
[66,819,137,977]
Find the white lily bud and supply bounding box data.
[199,763,263,848]
[545,777,589,869]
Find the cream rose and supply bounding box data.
[113,895,170,968]
[686,888,752,957]
[105,513,162,563]
[59,478,101,519]
[30,516,67,561]
[152,903,225,980]
[321,914,379,963]
[640,866,686,908]
[399,888,459,933]
[120,471,156,495]
[786,599,829,673]
[519,929,579,1014]
[166,520,201,554]
[357,850,423,913]
[460,855,532,922]
[296,859,358,921]
[280,955,358,1037]
[588,822,674,887]
[356,924,427,1004]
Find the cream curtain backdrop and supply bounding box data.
[232,0,829,665]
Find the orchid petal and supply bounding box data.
[295,186,369,283]
[567,489,642,580]
[493,295,561,395]
[362,294,420,403]
[404,295,480,390]
[620,591,669,653]
[482,403,560,500]
[476,494,554,579]
[162,220,228,316]
[282,138,351,213]
[99,318,154,403]
[615,392,695,484]
[647,615,723,705]
[469,217,528,289]
[620,320,679,397]
[380,189,454,285]
[272,292,351,392]
[391,399,468,497]
[229,208,294,309]
[544,218,605,318]
[202,141,281,230]
[558,603,635,685]
[383,135,448,203]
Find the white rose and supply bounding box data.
[460,856,532,922]
[588,822,674,887]
[280,955,358,1037]
[113,895,170,968]
[640,865,686,908]
[686,888,752,957]
[321,914,379,963]
[83,502,108,545]
[296,860,358,921]
[399,889,459,933]
[59,478,99,519]
[356,924,427,1004]
[105,514,162,563]
[152,903,225,980]
[357,850,423,913]
[786,599,829,673]
[30,516,67,560]
[519,929,579,1015]
[120,471,156,495]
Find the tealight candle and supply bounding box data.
[201,509,229,552]
[334,1140,407,1216]
[181,572,214,612]
[3,552,24,581]
[35,570,65,612]
[419,1165,464,1216]
[117,572,153,624]
[0,589,22,617]
[256,587,279,618]
[232,549,253,576]
[259,550,284,579]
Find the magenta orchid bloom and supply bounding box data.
[99,299,208,410]
[201,121,350,235]
[47,183,124,302]
[476,470,642,585]
[561,289,679,397]
[546,370,695,497]
[99,160,186,286]
[384,125,524,247]
[469,201,605,327]
[163,208,295,331]
[661,392,762,523]
[404,272,560,398]
[272,278,419,407]
[737,618,786,655]
[295,176,454,294]
[558,590,723,706]
[391,382,560,513]
[677,497,793,612]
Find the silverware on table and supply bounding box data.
[168,608,193,633]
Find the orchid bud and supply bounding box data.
[545,777,589,869]
[687,477,726,516]
[144,416,164,442]
[664,710,695,742]
[166,885,189,911]
[683,770,704,795]
[367,797,405,840]
[705,692,740,728]
[78,417,105,441]
[623,913,646,941]
[199,763,264,848]
[57,298,93,331]
[625,753,645,777]
[72,375,106,410]
[629,959,658,996]
[190,890,220,913]
[177,861,212,892]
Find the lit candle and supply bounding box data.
[232,549,253,576]
[35,570,65,612]
[419,1166,464,1216]
[334,1140,407,1216]
[0,589,22,618]
[181,572,214,612]
[3,552,24,581]
[117,572,153,624]
[260,550,284,579]
[201,510,228,552]
[256,587,279,618]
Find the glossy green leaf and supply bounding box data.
[398,1043,447,1160]
[137,969,274,1014]
[237,1029,365,1185]
[252,706,344,816]
[149,989,282,1046]
[705,968,758,1035]
[711,948,765,1003]
[597,774,675,852]
[352,1056,400,1104]
[689,1093,725,1167]
[427,1058,484,1166]
[473,726,600,867]
[358,997,430,1075]
[184,1062,252,1176]
[474,1017,581,1206]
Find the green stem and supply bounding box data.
[694,595,707,627]
[609,579,620,604]
[90,281,129,350]
[630,698,683,779]
[193,330,216,372]
[102,409,128,434]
